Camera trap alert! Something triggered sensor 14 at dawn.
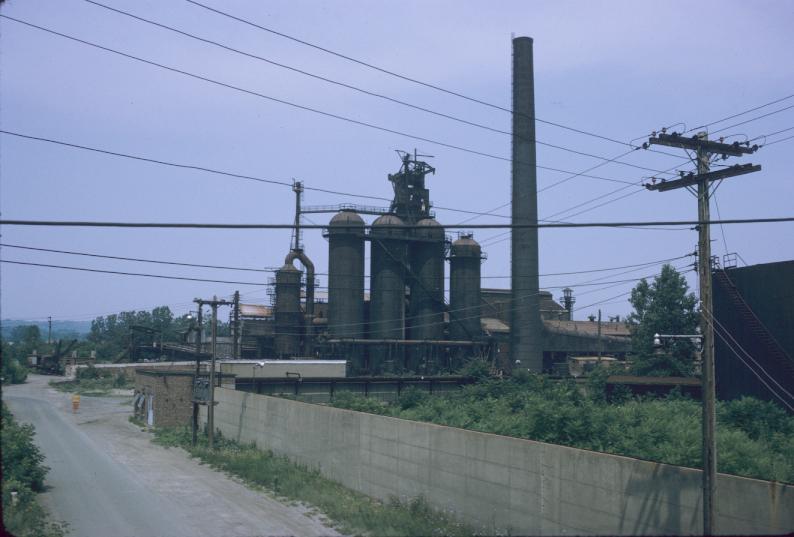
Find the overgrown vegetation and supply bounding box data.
[50,365,131,396]
[152,426,473,537]
[1,325,40,384]
[88,306,227,361]
[329,373,794,483]
[1,403,68,537]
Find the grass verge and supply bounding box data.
[152,426,474,537]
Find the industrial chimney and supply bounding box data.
[510,36,543,372]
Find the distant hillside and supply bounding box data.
[1,319,92,340]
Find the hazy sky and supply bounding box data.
[2,0,793,323]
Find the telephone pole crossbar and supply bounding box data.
[645,131,760,536]
[645,164,761,192]
[646,132,758,156]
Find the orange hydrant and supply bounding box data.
[71,394,80,413]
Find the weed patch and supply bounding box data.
[327,375,794,483]
[50,373,131,396]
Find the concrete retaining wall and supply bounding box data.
[201,387,793,535]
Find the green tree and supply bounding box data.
[9,325,42,346]
[627,264,699,376]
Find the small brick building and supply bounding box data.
[134,369,196,427]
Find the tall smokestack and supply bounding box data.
[510,36,543,372]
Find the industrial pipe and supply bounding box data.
[327,338,482,347]
[285,249,316,356]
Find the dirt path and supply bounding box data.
[4,375,342,537]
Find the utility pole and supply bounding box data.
[193,296,232,449]
[209,297,218,449]
[233,290,240,360]
[48,316,52,345]
[191,304,203,446]
[645,130,760,536]
[597,309,602,360]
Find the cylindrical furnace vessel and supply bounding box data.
[449,234,482,343]
[408,218,446,371]
[369,214,407,373]
[274,263,302,357]
[327,210,365,367]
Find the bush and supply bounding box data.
[1,405,47,491]
[1,404,67,537]
[397,386,429,410]
[325,377,794,483]
[331,390,392,414]
[3,358,29,384]
[457,358,491,381]
[77,364,102,380]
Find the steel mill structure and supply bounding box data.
[268,151,491,374]
[252,39,633,375]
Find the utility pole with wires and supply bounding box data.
[643,131,760,536]
[192,296,233,449]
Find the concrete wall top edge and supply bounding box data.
[216,388,792,490]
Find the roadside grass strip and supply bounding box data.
[152,426,475,537]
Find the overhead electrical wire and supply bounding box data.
[0,130,392,202]
[0,259,267,285]
[83,0,684,166]
[0,243,278,273]
[454,148,640,226]
[0,15,677,177]
[686,93,794,133]
[749,125,794,141]
[708,105,794,136]
[0,130,648,223]
[0,243,691,281]
[2,217,792,229]
[249,263,695,334]
[5,14,787,235]
[763,133,794,147]
[2,255,688,329]
[183,0,683,155]
[702,309,794,411]
[706,310,794,402]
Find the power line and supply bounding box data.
[1,15,675,177]
[0,243,693,283]
[454,148,640,225]
[2,217,793,229]
[0,130,391,203]
[708,104,794,136]
[749,125,794,141]
[702,309,794,411]
[84,0,683,166]
[0,130,648,220]
[0,259,267,285]
[184,0,680,154]
[763,133,794,147]
[463,97,794,228]
[0,243,279,273]
[687,93,794,133]
[3,256,685,331]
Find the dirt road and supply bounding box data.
[3,375,342,537]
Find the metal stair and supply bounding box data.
[713,269,794,379]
